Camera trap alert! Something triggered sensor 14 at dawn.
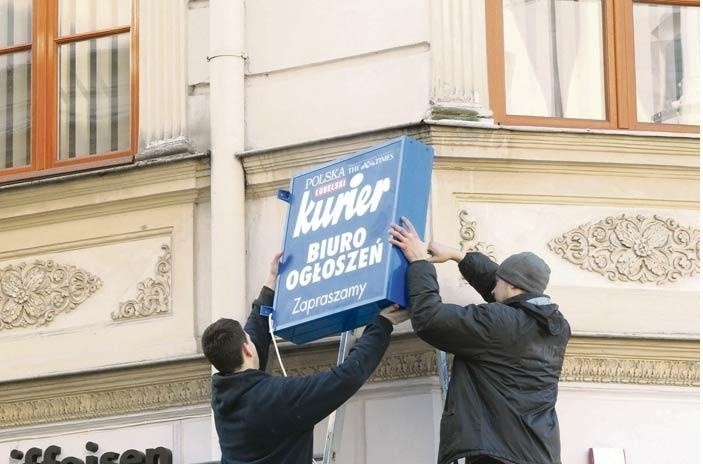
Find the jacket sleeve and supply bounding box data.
[244,286,274,371]
[276,316,392,432]
[408,260,499,357]
[458,252,499,303]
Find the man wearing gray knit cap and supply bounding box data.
[390,217,570,464]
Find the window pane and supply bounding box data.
[0,0,32,47]
[59,0,131,36]
[0,51,31,169]
[503,0,606,119]
[633,3,699,125]
[58,34,130,159]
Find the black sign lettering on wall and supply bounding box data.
[99,451,120,464]
[118,450,145,464]
[9,442,173,464]
[61,458,85,464]
[145,448,171,464]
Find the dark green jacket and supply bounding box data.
[407,252,570,464]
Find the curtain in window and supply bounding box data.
[58,0,131,159]
[0,0,31,169]
[633,4,699,125]
[502,0,606,120]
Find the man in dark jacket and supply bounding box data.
[201,253,409,464]
[389,217,570,464]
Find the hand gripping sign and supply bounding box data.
[271,136,434,344]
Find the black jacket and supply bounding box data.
[407,252,570,464]
[211,286,393,464]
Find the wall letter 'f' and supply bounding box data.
[43,446,62,464]
[23,448,42,464]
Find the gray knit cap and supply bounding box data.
[496,252,551,294]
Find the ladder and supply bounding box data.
[317,331,450,464]
[319,329,357,464]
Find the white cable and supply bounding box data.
[269,314,315,464]
[268,313,287,377]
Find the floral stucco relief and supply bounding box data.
[0,260,102,329]
[549,214,699,284]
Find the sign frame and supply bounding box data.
[272,136,434,344]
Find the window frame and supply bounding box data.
[0,0,139,183]
[485,0,700,133]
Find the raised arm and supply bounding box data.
[244,286,273,371]
[425,241,498,303]
[457,252,499,303]
[277,315,395,432]
[406,260,499,356]
[243,252,282,371]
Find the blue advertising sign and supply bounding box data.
[272,136,434,344]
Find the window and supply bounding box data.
[486,0,699,133]
[0,0,137,182]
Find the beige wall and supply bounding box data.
[0,159,210,382]
[243,0,431,150]
[0,1,698,463]
[558,383,699,463]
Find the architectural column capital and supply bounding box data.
[429,0,493,123]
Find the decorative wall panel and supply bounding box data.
[0,260,101,330]
[549,215,699,284]
[113,244,172,320]
[458,209,496,260]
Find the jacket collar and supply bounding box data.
[502,292,549,306]
[502,293,565,336]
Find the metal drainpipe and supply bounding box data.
[208,0,246,459]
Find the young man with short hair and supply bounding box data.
[202,253,409,464]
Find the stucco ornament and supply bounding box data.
[112,244,172,320]
[458,209,496,260]
[0,260,102,329]
[548,214,699,284]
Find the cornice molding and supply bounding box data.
[454,192,699,209]
[241,126,430,197]
[0,336,697,428]
[563,337,699,386]
[241,126,429,175]
[0,228,173,262]
[272,335,700,387]
[0,157,211,225]
[424,124,700,157]
[434,158,698,181]
[241,124,699,199]
[0,190,201,233]
[0,358,211,429]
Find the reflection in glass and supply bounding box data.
[59,0,131,36]
[58,34,130,159]
[0,52,31,169]
[503,0,605,119]
[633,3,699,125]
[0,0,32,47]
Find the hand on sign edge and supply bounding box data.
[388,216,429,262]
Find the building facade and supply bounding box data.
[0,1,699,463]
